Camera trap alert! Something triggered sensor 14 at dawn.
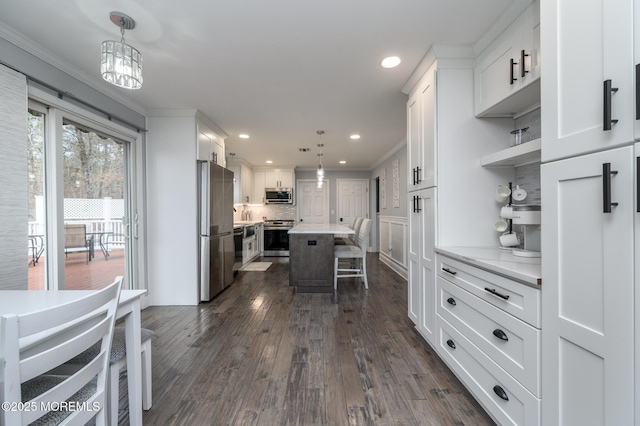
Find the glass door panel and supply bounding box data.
[27,109,46,289]
[61,120,128,289]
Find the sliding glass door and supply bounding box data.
[27,98,138,290]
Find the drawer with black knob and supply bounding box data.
[437,276,540,397]
[437,316,540,426]
[437,255,541,328]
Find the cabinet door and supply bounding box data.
[417,188,436,343]
[241,163,253,203]
[197,131,212,162]
[541,147,634,425]
[253,171,266,204]
[542,0,634,162]
[265,171,279,188]
[635,3,640,140]
[474,21,522,114]
[279,171,294,188]
[407,193,421,325]
[212,139,224,166]
[407,69,435,191]
[407,188,437,342]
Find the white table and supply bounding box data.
[0,289,147,425]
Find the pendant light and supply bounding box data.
[101,12,143,90]
[316,130,325,187]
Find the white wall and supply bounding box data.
[146,115,199,305]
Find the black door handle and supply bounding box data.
[604,79,619,130]
[447,297,456,306]
[442,268,457,275]
[493,329,509,341]
[493,385,509,401]
[603,162,619,213]
[446,339,456,349]
[510,58,517,85]
[520,50,529,78]
[484,288,510,300]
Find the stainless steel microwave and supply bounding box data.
[265,188,293,204]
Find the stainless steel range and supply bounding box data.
[263,219,295,256]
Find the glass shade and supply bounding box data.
[101,40,143,89]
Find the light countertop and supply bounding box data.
[233,220,263,227]
[435,246,541,286]
[289,224,355,234]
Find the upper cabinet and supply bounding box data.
[253,167,295,205]
[474,0,541,117]
[196,121,225,166]
[541,0,635,162]
[227,158,253,204]
[265,169,294,188]
[407,65,436,191]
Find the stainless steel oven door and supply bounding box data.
[263,227,290,256]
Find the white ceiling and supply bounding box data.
[0,0,528,170]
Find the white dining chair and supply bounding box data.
[334,218,372,290]
[334,217,362,246]
[65,326,154,424]
[1,277,122,426]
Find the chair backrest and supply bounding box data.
[355,218,372,253]
[349,217,358,229]
[1,277,123,426]
[64,223,87,249]
[350,217,364,242]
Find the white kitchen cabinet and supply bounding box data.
[407,188,436,342]
[196,122,225,165]
[228,158,253,204]
[435,252,541,425]
[265,169,294,188]
[253,171,266,204]
[541,0,634,162]
[541,146,635,425]
[474,1,540,117]
[407,64,436,191]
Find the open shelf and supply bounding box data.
[481,138,541,167]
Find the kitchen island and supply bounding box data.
[288,223,354,293]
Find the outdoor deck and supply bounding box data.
[28,249,125,290]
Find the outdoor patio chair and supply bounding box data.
[64,223,92,264]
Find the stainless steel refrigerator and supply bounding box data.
[199,161,235,301]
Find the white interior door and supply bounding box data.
[337,179,368,225]
[297,180,328,224]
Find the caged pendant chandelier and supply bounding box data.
[101,12,143,90]
[316,130,325,188]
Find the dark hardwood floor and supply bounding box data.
[136,254,495,425]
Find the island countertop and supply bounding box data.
[289,223,355,234]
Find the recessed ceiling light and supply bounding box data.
[239,134,249,139]
[339,160,347,164]
[350,134,360,140]
[266,160,273,164]
[381,56,401,69]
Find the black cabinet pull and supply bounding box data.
[442,268,457,275]
[415,196,421,213]
[637,157,640,213]
[412,167,417,185]
[603,79,619,130]
[416,166,422,184]
[493,329,509,341]
[510,58,517,85]
[484,287,509,300]
[520,50,529,78]
[636,64,640,120]
[493,385,509,401]
[446,339,456,349]
[447,297,456,306]
[602,162,619,213]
